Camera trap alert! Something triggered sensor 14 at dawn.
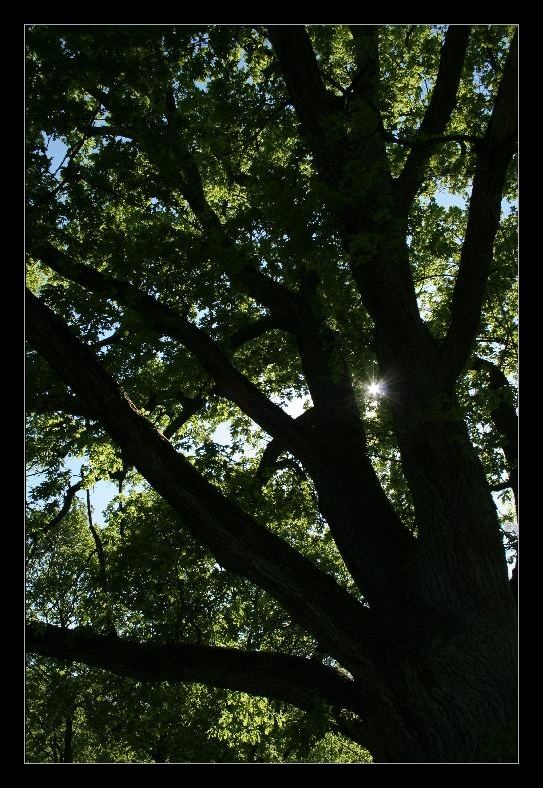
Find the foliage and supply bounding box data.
[26,24,517,763]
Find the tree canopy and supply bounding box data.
[25,24,518,763]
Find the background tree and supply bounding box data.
[26,23,517,763]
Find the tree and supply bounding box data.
[25,24,518,763]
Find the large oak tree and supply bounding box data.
[26,24,518,763]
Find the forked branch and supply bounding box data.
[442,31,517,380]
[26,289,378,675]
[395,26,471,214]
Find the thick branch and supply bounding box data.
[256,439,287,487]
[442,31,517,379]
[163,392,207,440]
[113,319,275,441]
[89,92,303,331]
[256,408,318,487]
[150,64,418,602]
[26,622,364,716]
[72,53,416,605]
[230,265,301,330]
[228,316,277,350]
[470,357,518,515]
[143,320,275,440]
[266,27,333,137]
[268,25,429,355]
[395,26,471,214]
[254,400,417,606]
[27,391,93,419]
[26,289,378,675]
[266,26,344,184]
[347,26,380,102]
[37,245,305,456]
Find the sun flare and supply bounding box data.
[368,381,384,397]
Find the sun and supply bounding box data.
[368,381,384,397]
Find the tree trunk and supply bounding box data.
[359,375,517,762]
[61,715,73,763]
[26,25,518,765]
[364,613,517,762]
[323,346,518,762]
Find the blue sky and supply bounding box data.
[45,136,68,175]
